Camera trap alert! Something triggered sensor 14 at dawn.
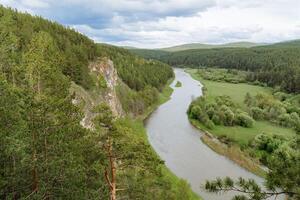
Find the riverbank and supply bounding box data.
[136,76,201,200]
[185,68,296,178]
[190,119,266,177]
[139,77,174,121]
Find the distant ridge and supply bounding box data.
[160,42,267,52]
[121,46,139,49]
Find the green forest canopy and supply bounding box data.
[130,40,300,94]
[0,5,197,200]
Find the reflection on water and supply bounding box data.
[145,69,283,200]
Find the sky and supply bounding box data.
[1,0,300,48]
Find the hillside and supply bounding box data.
[0,5,199,200]
[160,42,265,52]
[130,40,300,93]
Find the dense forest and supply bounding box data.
[0,6,199,200]
[131,41,300,93]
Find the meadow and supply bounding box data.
[187,68,295,146]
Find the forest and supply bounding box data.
[131,41,300,94]
[0,6,198,199]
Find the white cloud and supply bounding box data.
[21,0,49,8]
[0,0,300,48]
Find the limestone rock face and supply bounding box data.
[89,58,123,117]
[71,58,123,130]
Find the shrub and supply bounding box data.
[224,108,235,126]
[273,92,289,101]
[203,118,215,129]
[206,104,216,119]
[190,105,202,119]
[212,114,221,125]
[244,92,254,106]
[253,134,284,154]
[267,104,286,120]
[278,113,293,127]
[98,73,107,88]
[250,107,264,120]
[216,95,235,107]
[236,112,254,128]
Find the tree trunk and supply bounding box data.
[104,139,116,200]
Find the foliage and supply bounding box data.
[105,118,199,200]
[245,93,300,131]
[97,73,107,88]
[205,136,300,200]
[132,41,300,93]
[97,44,174,91]
[175,81,182,87]
[195,68,248,84]
[0,5,97,89]
[0,5,195,200]
[188,96,254,129]
[235,112,254,128]
[116,83,159,115]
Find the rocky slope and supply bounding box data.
[71,58,123,129]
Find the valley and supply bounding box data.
[1,2,300,200]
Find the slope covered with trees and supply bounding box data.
[131,41,300,93]
[160,42,264,52]
[0,5,199,200]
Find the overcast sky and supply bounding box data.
[1,0,300,48]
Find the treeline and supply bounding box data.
[131,42,300,93]
[188,95,255,130]
[0,5,195,200]
[98,44,173,91]
[0,5,98,89]
[0,5,173,92]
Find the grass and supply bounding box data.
[187,68,295,145]
[188,69,271,109]
[175,81,182,87]
[186,68,296,177]
[116,118,200,200]
[199,131,266,177]
[133,77,201,200]
[192,119,295,146]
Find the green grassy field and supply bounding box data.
[188,69,270,108]
[186,69,295,145]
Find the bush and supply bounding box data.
[278,113,293,127]
[98,74,107,88]
[203,118,215,129]
[253,134,284,154]
[190,105,202,119]
[206,103,216,119]
[250,107,264,120]
[223,107,235,126]
[236,112,254,128]
[212,114,221,125]
[273,92,289,101]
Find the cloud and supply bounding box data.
[0,0,299,48]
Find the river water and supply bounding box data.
[145,69,282,200]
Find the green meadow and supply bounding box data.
[187,69,295,146]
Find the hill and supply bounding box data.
[160,42,265,52]
[130,40,300,93]
[0,5,200,200]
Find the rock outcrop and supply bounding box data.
[71,58,123,129]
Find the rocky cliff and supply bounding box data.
[71,58,123,129]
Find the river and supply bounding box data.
[145,68,281,200]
